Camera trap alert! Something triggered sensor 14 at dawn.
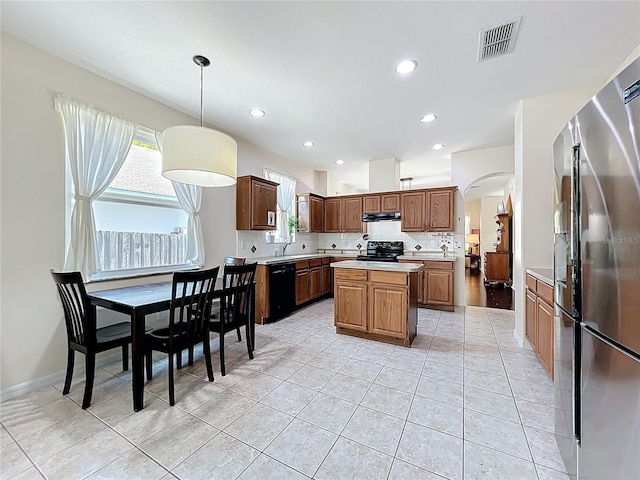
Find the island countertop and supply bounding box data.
[330,260,423,273]
[397,254,457,262]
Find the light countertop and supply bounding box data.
[397,254,457,262]
[330,260,423,273]
[253,253,354,265]
[526,268,554,286]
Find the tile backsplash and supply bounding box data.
[236,230,319,259]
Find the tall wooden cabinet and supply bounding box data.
[483,212,512,285]
[236,176,279,230]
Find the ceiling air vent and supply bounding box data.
[477,17,522,62]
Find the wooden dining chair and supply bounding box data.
[144,267,219,406]
[211,262,257,376]
[50,270,133,409]
[223,256,246,266]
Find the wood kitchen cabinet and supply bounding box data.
[368,271,408,340]
[297,193,324,233]
[322,257,332,295]
[525,272,554,379]
[363,193,400,213]
[427,188,455,231]
[363,195,380,213]
[324,196,363,233]
[236,175,279,230]
[334,269,367,332]
[309,258,323,300]
[324,198,342,232]
[401,191,425,231]
[295,261,310,306]
[399,259,454,310]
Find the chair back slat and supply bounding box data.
[50,270,96,347]
[221,263,257,324]
[169,267,219,349]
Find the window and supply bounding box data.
[263,168,297,242]
[67,128,191,279]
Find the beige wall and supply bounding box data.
[480,197,502,270]
[0,34,316,390]
[465,200,481,231]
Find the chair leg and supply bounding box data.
[122,344,129,371]
[82,353,96,409]
[245,323,254,360]
[168,352,175,406]
[236,327,242,342]
[188,345,194,366]
[203,338,214,382]
[63,348,74,395]
[145,348,153,381]
[176,346,182,370]
[220,330,226,377]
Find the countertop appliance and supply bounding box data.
[268,263,296,321]
[356,241,404,262]
[553,57,639,480]
[362,212,401,222]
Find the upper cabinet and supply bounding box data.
[236,175,279,230]
[401,191,425,231]
[427,188,456,232]
[363,193,400,213]
[297,193,324,233]
[363,195,380,214]
[324,196,363,233]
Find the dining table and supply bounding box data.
[87,278,255,412]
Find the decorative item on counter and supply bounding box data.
[251,245,256,253]
[497,201,506,214]
[287,217,298,239]
[415,244,422,250]
[265,232,275,243]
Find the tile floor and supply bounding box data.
[1,300,570,480]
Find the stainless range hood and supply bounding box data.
[362,212,401,222]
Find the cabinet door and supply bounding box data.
[381,193,400,212]
[309,196,324,232]
[309,267,322,300]
[368,284,407,339]
[427,189,454,231]
[252,180,278,230]
[334,282,367,331]
[363,195,380,213]
[525,290,537,348]
[322,264,331,295]
[401,192,425,231]
[425,270,453,305]
[342,197,363,232]
[296,270,309,305]
[324,198,342,232]
[536,298,554,378]
[484,253,510,282]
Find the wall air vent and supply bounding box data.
[477,17,522,62]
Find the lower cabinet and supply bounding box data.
[309,264,322,299]
[525,273,554,379]
[322,263,331,295]
[295,268,309,306]
[333,268,417,346]
[399,259,454,310]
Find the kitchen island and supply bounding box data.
[331,260,423,346]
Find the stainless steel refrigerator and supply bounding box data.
[553,57,640,480]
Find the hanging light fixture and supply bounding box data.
[162,55,237,187]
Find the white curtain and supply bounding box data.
[264,168,297,240]
[155,131,204,266]
[56,94,138,278]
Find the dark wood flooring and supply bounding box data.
[465,267,514,310]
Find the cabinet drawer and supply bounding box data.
[424,261,453,270]
[296,260,310,270]
[526,274,537,292]
[309,258,322,268]
[537,281,553,305]
[369,270,407,286]
[335,269,367,282]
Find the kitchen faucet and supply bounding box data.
[282,240,292,256]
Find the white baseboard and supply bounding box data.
[0,351,122,402]
[512,328,524,348]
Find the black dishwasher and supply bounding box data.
[269,263,296,321]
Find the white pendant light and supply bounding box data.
[162,55,237,187]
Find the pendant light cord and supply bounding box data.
[199,64,204,127]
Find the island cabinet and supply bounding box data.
[399,259,454,310]
[333,262,419,346]
[324,196,363,233]
[525,272,554,379]
[236,175,279,230]
[297,193,324,233]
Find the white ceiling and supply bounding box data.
[2,1,638,193]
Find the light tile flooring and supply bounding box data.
[1,300,570,480]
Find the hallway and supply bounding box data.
[465,268,514,310]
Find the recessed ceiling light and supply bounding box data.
[395,59,417,74]
[420,113,437,123]
[432,143,445,150]
[335,159,344,165]
[303,141,314,147]
[249,108,265,117]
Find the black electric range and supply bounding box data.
[356,241,404,262]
